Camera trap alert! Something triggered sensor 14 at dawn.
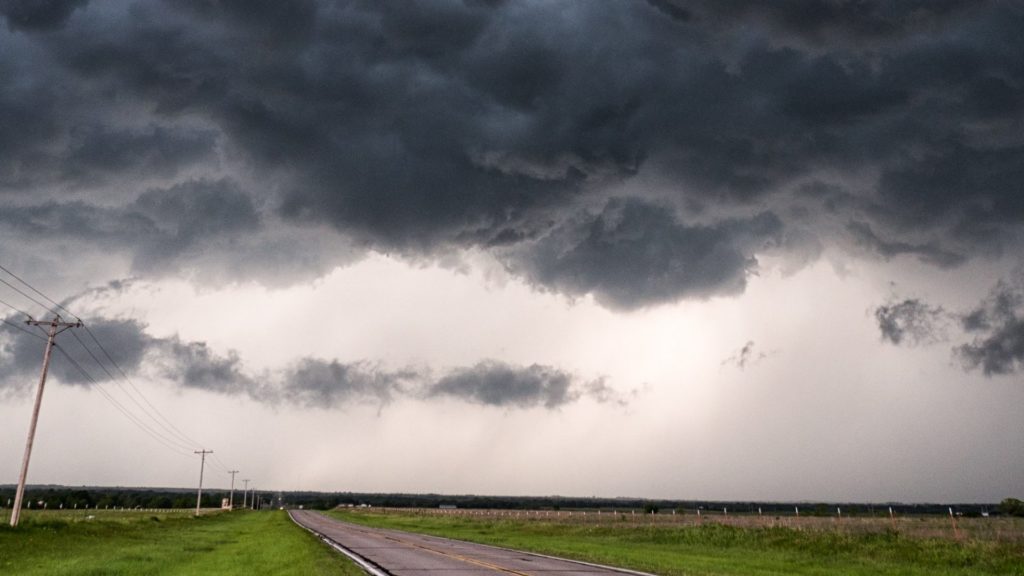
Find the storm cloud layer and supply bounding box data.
[1,1,1023,309]
[505,199,782,308]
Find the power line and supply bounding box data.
[0,265,83,339]
[0,276,56,318]
[54,344,191,456]
[210,453,234,474]
[0,264,208,452]
[0,296,34,320]
[52,345,193,458]
[0,263,77,319]
[1,299,51,341]
[68,331,119,381]
[68,330,195,452]
[1,318,50,343]
[81,323,204,450]
[0,300,50,340]
[0,263,240,479]
[211,453,230,469]
[0,264,206,450]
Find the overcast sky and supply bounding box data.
[1,0,1023,503]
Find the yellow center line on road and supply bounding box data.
[310,515,535,576]
[381,535,534,576]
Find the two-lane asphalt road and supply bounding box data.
[290,510,651,576]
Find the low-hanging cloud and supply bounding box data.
[956,280,1024,376]
[280,358,415,408]
[874,298,949,346]
[876,277,1024,377]
[0,313,624,410]
[159,340,254,396]
[0,316,153,391]
[427,361,575,409]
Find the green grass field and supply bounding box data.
[328,509,1024,576]
[0,509,362,576]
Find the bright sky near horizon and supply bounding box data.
[1,0,1023,503]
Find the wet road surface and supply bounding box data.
[289,510,652,576]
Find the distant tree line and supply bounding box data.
[281,491,1007,517]
[0,486,1014,517]
[0,487,229,510]
[1001,498,1024,517]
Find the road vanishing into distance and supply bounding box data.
[290,510,651,576]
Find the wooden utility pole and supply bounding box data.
[228,470,239,510]
[194,450,213,516]
[10,315,81,528]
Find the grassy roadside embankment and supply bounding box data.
[0,509,362,576]
[328,509,1024,576]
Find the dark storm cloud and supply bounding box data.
[0,313,263,395]
[0,71,63,189]
[163,0,318,45]
[0,316,153,389]
[59,125,218,186]
[427,361,576,409]
[848,221,966,269]
[283,359,626,410]
[877,276,1024,376]
[128,179,260,267]
[0,313,622,409]
[159,339,253,395]
[281,358,414,408]
[644,0,692,23]
[956,280,1024,376]
[0,179,260,272]
[0,313,247,392]
[874,298,948,346]
[0,0,87,31]
[0,319,75,389]
[1,0,1023,307]
[675,1,982,44]
[507,198,782,309]
[0,201,155,247]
